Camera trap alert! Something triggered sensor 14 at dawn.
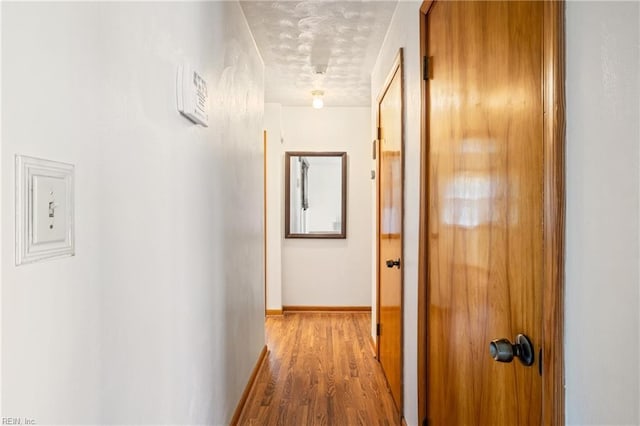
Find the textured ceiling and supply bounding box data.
[240,1,398,107]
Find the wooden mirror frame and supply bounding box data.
[284,151,347,239]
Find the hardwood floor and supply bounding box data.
[238,312,401,426]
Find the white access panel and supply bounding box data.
[16,155,75,265]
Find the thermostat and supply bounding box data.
[176,63,209,127]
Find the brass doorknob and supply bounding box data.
[489,334,534,366]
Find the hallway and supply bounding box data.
[238,313,400,425]
[2,1,639,424]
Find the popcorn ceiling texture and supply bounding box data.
[241,1,398,106]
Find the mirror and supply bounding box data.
[285,152,347,239]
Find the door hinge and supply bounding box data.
[372,139,377,160]
[376,323,381,336]
[423,56,431,80]
[371,170,376,180]
[423,418,429,426]
[377,126,382,140]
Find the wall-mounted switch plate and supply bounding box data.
[16,155,75,265]
[33,175,68,244]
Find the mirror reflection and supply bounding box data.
[285,152,347,238]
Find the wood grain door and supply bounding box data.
[426,1,544,423]
[377,51,403,417]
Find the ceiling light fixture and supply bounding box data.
[311,90,324,109]
[314,64,328,75]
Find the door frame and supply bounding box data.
[416,1,566,424]
[263,130,268,316]
[375,48,405,419]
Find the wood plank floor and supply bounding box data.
[238,312,401,426]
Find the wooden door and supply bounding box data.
[426,1,547,423]
[377,50,403,417]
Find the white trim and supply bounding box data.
[15,155,75,265]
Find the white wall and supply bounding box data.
[370,2,420,425]
[264,103,283,311]
[0,2,4,416]
[277,106,372,307]
[1,2,265,424]
[565,2,640,424]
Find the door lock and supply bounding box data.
[385,258,401,269]
[489,334,535,366]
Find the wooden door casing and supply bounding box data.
[376,49,404,419]
[264,130,268,316]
